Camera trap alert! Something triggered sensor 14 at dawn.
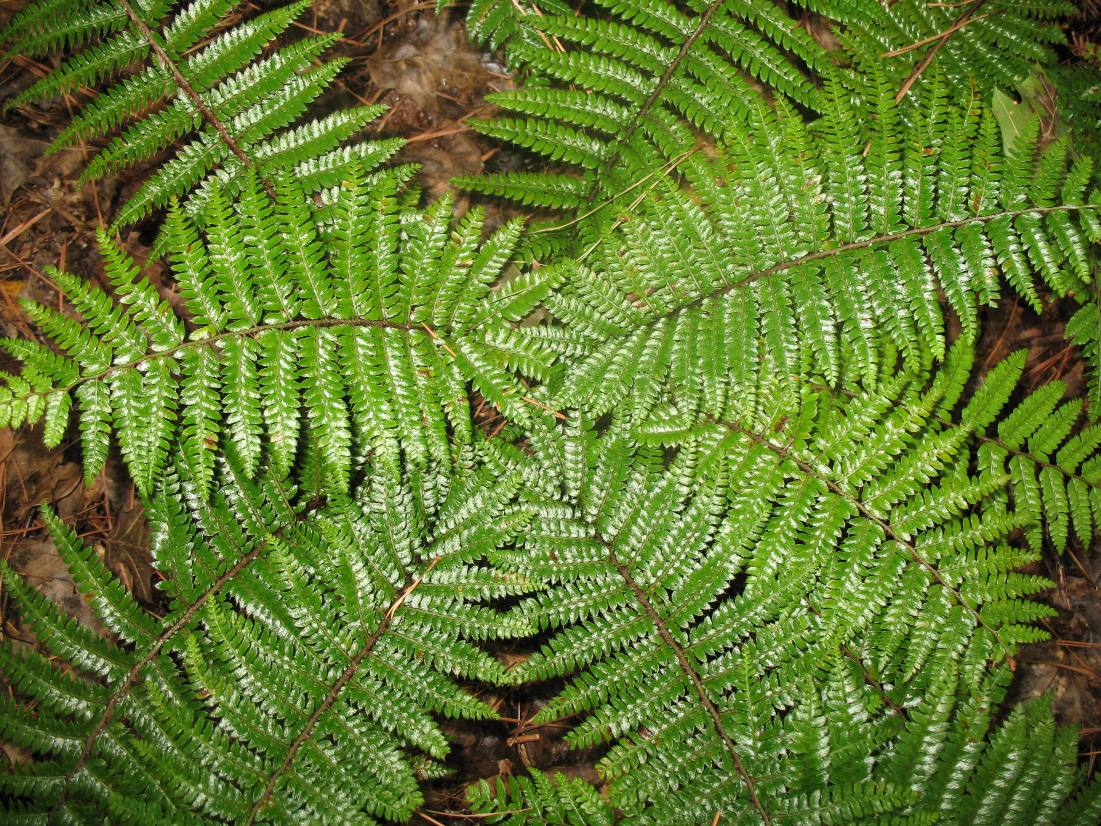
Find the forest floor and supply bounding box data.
[0,0,1100,819]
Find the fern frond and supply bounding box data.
[0,0,397,230]
[515,84,1101,421]
[0,171,561,498]
[494,350,1098,821]
[459,0,831,223]
[467,768,614,825]
[825,0,1075,99]
[0,455,531,823]
[1,2,1097,822]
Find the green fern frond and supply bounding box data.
[492,350,1098,822]
[0,454,532,823]
[510,83,1101,421]
[458,0,832,221]
[464,0,1074,155]
[0,1,1097,822]
[1067,301,1101,410]
[462,0,575,56]
[0,0,396,230]
[469,691,1099,825]
[0,171,562,498]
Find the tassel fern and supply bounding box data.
[468,702,1101,825]
[823,0,1075,97]
[0,169,562,499]
[488,350,1101,826]
[463,0,1073,106]
[468,768,616,825]
[459,0,1075,229]
[0,456,534,823]
[487,350,1099,822]
[495,80,1101,414]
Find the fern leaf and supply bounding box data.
[1,0,397,231]
[0,458,529,822]
[496,350,1097,821]
[515,87,1101,419]
[0,172,544,494]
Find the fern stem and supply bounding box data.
[52,316,418,397]
[50,535,274,817]
[245,556,441,824]
[602,539,773,825]
[842,644,908,714]
[647,203,1101,328]
[116,0,277,198]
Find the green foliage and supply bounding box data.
[497,78,1101,418]
[459,0,1075,235]
[470,703,1101,824]
[0,169,561,498]
[0,455,534,823]
[458,0,829,229]
[0,0,399,230]
[464,0,1074,113]
[488,350,1097,822]
[1,0,1100,823]
[825,0,1074,97]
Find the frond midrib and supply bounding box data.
[42,317,418,398]
[244,555,439,824]
[599,532,774,825]
[722,417,1013,653]
[584,202,1101,331]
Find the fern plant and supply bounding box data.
[468,768,615,825]
[468,702,1101,825]
[0,168,562,499]
[0,452,535,823]
[488,348,1101,823]
[0,0,401,230]
[458,0,1077,226]
[0,0,1100,823]
[458,0,829,243]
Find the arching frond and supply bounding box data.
[0,455,533,823]
[514,84,1101,420]
[0,170,561,497]
[491,352,1100,822]
[0,0,399,230]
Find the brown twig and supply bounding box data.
[894,0,989,102]
[883,9,991,57]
